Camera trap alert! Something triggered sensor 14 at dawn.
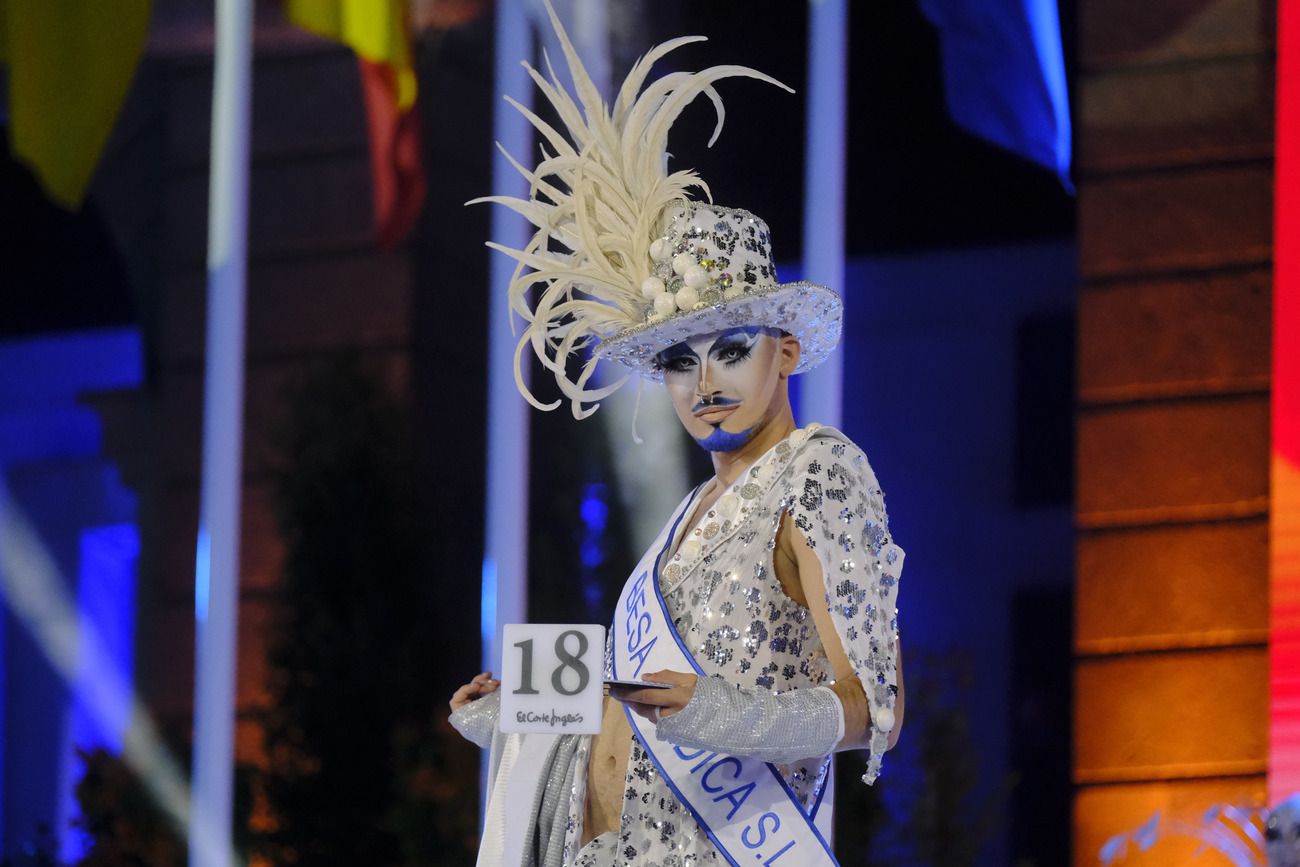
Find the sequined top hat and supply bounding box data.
[472,2,843,418]
[596,202,842,382]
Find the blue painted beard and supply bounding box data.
[696,423,760,453]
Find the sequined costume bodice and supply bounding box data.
[565,425,904,865]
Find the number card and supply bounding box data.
[500,624,604,735]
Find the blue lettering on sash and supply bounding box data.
[688,750,717,773]
[762,840,798,865]
[713,780,756,820]
[628,635,656,677]
[676,753,756,821]
[701,756,741,792]
[743,813,798,864]
[742,813,780,848]
[626,572,648,612]
[624,571,658,677]
[625,611,650,647]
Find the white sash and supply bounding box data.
[613,490,839,867]
[477,731,559,867]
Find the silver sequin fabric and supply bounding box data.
[653,676,843,765]
[564,424,904,865]
[449,690,501,749]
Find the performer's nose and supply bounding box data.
[696,365,717,400]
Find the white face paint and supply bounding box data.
[655,326,786,452]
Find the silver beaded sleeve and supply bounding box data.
[654,675,845,765]
[448,690,500,749]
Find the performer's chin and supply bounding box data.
[696,423,759,453]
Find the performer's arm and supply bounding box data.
[448,672,501,749]
[778,436,904,783]
[624,523,906,752]
[788,520,905,751]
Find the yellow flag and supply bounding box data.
[285,0,416,109]
[1,0,153,209]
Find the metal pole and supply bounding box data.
[483,0,531,694]
[799,0,847,429]
[190,0,252,863]
[799,0,847,836]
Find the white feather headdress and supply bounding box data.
[470,3,793,419]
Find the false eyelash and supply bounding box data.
[716,344,754,366]
[655,352,697,372]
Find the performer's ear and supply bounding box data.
[778,332,801,377]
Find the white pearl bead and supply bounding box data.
[675,287,699,310]
[679,539,701,561]
[684,265,708,289]
[789,428,809,447]
[650,238,671,261]
[672,252,695,276]
[641,276,665,300]
[874,707,895,732]
[653,292,677,317]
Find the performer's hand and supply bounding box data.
[449,671,499,712]
[609,669,697,722]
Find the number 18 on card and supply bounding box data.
[499,624,604,735]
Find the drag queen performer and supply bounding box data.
[450,7,904,866]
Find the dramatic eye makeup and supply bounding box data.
[654,344,698,373]
[656,326,770,374]
[709,334,758,366]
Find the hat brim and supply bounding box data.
[595,281,843,382]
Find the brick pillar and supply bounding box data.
[1073,0,1275,862]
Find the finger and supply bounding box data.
[624,701,661,722]
[469,680,498,698]
[615,686,686,711]
[605,682,641,699]
[608,688,667,708]
[608,685,659,704]
[642,670,693,688]
[451,678,495,709]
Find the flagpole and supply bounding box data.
[190,0,252,864]
[799,0,847,429]
[799,1,847,835]
[483,0,531,721]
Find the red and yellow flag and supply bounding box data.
[0,0,153,209]
[286,0,425,250]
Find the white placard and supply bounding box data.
[499,624,604,735]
